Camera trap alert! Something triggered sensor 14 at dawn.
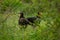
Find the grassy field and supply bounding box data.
[0,0,60,40]
[0,12,60,40]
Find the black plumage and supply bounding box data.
[18,12,41,28]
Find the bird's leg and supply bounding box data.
[20,25,23,30]
[31,23,36,28]
[21,25,27,31]
[38,19,41,24]
[24,25,27,29]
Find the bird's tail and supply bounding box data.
[37,12,42,18]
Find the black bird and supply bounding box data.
[18,12,30,25]
[18,12,41,29]
[26,12,41,23]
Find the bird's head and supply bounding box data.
[20,12,23,16]
[19,12,24,18]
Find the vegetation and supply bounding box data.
[0,0,60,40]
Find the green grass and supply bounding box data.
[0,12,60,40]
[0,0,60,40]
